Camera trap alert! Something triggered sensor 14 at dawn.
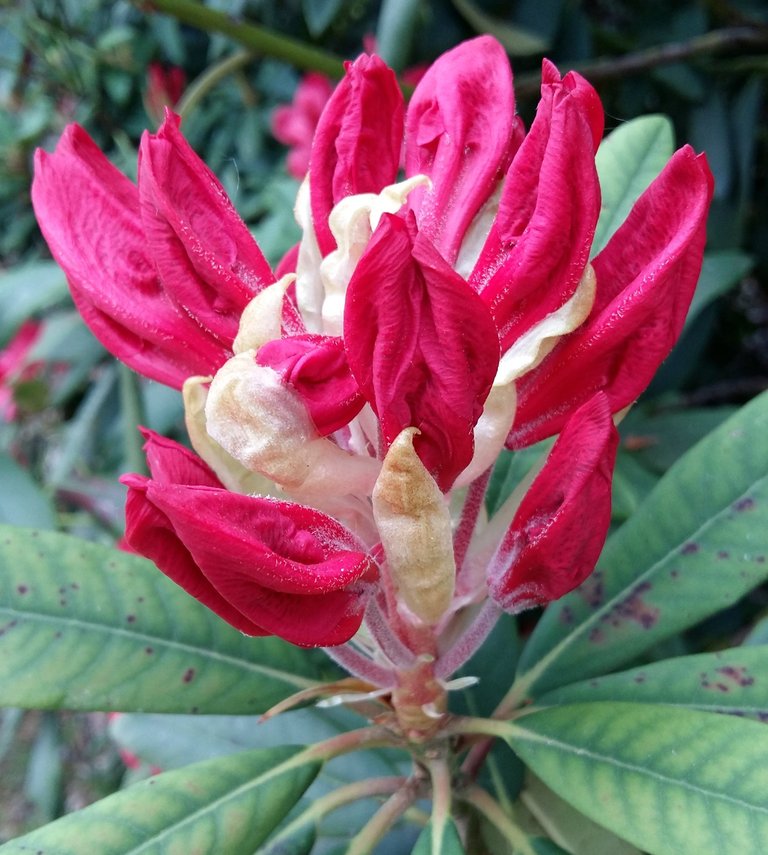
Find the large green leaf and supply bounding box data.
[515,391,768,699]
[537,647,768,718]
[506,703,768,855]
[0,745,319,854]
[592,115,674,256]
[0,526,327,713]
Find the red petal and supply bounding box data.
[139,428,222,488]
[256,334,364,435]
[138,112,275,349]
[123,477,269,636]
[310,55,404,256]
[404,36,520,264]
[471,66,601,351]
[122,432,376,647]
[488,393,618,612]
[32,125,229,388]
[510,147,713,448]
[344,214,499,491]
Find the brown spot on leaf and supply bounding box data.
[681,542,699,555]
[16,584,28,594]
[578,571,604,608]
[596,581,660,633]
[182,668,196,684]
[734,497,755,512]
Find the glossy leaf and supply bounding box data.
[506,702,768,855]
[685,250,752,329]
[0,526,327,713]
[523,774,642,855]
[537,646,768,719]
[0,745,319,854]
[515,390,768,699]
[412,817,466,854]
[592,115,674,256]
[450,0,549,55]
[0,454,56,529]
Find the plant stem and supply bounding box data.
[118,364,147,476]
[299,725,402,764]
[345,777,423,855]
[514,25,768,99]
[133,0,346,77]
[461,785,539,855]
[264,776,408,849]
[176,49,255,118]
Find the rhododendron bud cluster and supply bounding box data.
[31,36,712,734]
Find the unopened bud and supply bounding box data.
[372,428,455,624]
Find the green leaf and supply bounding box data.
[523,774,641,855]
[0,454,56,529]
[515,390,768,699]
[375,0,422,71]
[302,0,345,37]
[451,0,549,56]
[685,250,753,329]
[592,115,674,256]
[610,450,658,523]
[620,405,737,475]
[0,262,70,346]
[537,647,768,719]
[413,817,466,854]
[0,745,320,854]
[0,526,326,713]
[506,702,768,855]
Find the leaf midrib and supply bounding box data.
[0,605,317,689]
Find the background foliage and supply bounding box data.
[0,0,767,847]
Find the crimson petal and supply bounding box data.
[405,35,521,264]
[509,146,713,448]
[32,125,228,388]
[488,393,618,612]
[310,54,404,256]
[344,214,499,491]
[123,431,376,647]
[471,64,601,351]
[256,334,364,435]
[138,112,275,350]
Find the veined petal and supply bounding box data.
[205,352,380,498]
[405,36,520,264]
[138,112,275,348]
[471,63,602,352]
[344,214,500,492]
[510,146,713,448]
[122,431,376,646]
[487,393,618,612]
[32,125,228,388]
[310,54,404,256]
[372,429,455,625]
[256,334,364,435]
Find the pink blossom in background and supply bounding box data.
[144,62,186,125]
[32,37,712,667]
[271,72,334,179]
[0,321,42,422]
